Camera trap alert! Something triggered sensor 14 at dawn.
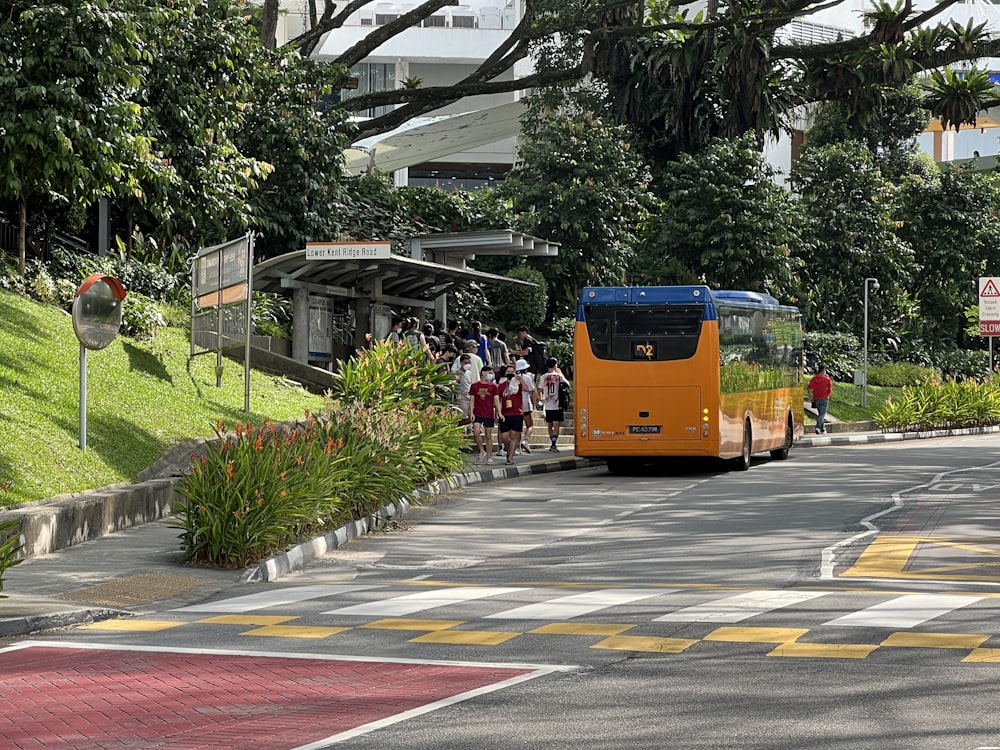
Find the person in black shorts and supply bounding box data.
[537,357,570,452]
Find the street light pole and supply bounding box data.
[863,277,879,408]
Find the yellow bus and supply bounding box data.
[573,286,804,472]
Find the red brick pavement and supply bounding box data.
[1,643,538,749]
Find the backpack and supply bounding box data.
[558,380,571,410]
[526,338,547,374]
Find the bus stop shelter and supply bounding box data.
[251,230,559,368]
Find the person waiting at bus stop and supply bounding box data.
[497,362,527,465]
[807,365,833,434]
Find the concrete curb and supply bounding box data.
[245,456,597,583]
[798,424,1000,448]
[0,605,123,638]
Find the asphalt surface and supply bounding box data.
[2,425,997,638]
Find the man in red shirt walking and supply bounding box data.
[807,365,833,434]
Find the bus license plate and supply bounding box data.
[628,425,662,434]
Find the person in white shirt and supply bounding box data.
[456,353,474,420]
[537,357,571,452]
[514,359,535,453]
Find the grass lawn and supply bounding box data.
[804,381,903,424]
[0,290,323,508]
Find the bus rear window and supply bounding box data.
[583,304,704,361]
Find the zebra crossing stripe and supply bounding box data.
[171,584,386,613]
[823,594,985,629]
[653,589,830,623]
[323,587,528,617]
[484,588,672,620]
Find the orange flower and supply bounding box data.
[280,471,287,481]
[226,462,235,479]
[279,490,287,498]
[296,456,304,466]
[254,436,264,451]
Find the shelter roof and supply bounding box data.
[252,249,534,301]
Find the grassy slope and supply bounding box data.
[0,290,322,507]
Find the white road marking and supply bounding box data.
[653,589,830,623]
[322,586,527,617]
[171,584,385,613]
[484,588,672,620]
[823,594,985,629]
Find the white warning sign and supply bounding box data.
[979,277,1000,336]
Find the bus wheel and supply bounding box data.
[770,419,792,461]
[731,422,752,471]
[606,457,629,475]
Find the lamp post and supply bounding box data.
[862,277,880,408]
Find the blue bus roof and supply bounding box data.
[577,286,798,320]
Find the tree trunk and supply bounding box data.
[17,197,26,277]
[261,0,279,49]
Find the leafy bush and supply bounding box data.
[120,292,166,340]
[171,343,469,568]
[804,332,864,381]
[489,264,548,330]
[868,362,938,387]
[0,517,23,596]
[252,293,293,340]
[328,340,456,409]
[932,349,991,381]
[546,316,575,377]
[875,377,1000,432]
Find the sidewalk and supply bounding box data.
[2,425,998,637]
[0,449,591,637]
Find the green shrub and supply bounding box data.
[121,292,166,340]
[0,517,23,596]
[171,343,469,568]
[804,332,865,382]
[546,316,574,377]
[868,362,939,387]
[489,265,548,330]
[875,377,1000,431]
[932,349,991,380]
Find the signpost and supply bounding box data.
[979,277,1000,371]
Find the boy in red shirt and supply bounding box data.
[469,365,501,463]
[807,365,833,434]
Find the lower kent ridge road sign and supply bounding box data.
[979,277,1000,336]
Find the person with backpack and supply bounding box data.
[402,317,431,358]
[510,326,545,374]
[537,357,571,452]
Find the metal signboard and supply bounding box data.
[305,242,391,261]
[979,277,1000,336]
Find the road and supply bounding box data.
[11,435,1000,749]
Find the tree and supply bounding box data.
[237,53,351,258]
[636,133,799,296]
[0,0,157,274]
[790,140,914,342]
[498,106,654,320]
[895,166,1000,353]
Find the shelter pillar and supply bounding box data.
[291,287,309,364]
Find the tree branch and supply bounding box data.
[350,66,584,140]
[334,0,458,69]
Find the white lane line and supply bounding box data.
[484,588,672,620]
[823,594,985,629]
[322,586,527,617]
[653,589,830,623]
[820,458,1000,581]
[171,584,385,613]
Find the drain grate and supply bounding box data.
[54,573,214,608]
